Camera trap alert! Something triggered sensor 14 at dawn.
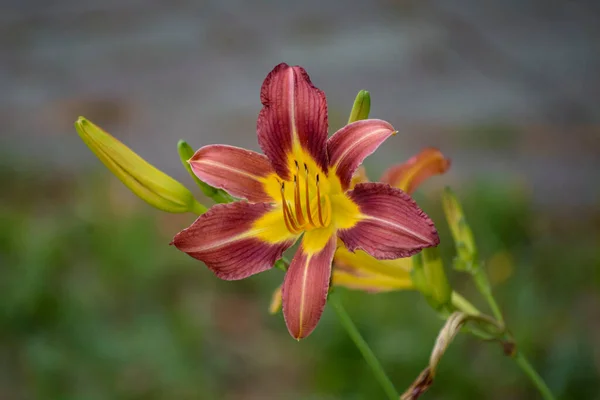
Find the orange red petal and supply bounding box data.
[327,119,395,191]
[282,234,336,340]
[380,148,450,194]
[338,183,439,259]
[171,202,295,280]
[257,63,329,179]
[189,145,275,203]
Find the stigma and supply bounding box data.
[280,161,331,234]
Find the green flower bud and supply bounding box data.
[442,187,478,272]
[411,248,452,310]
[422,247,452,307]
[177,140,234,204]
[348,90,371,123]
[410,252,430,298]
[75,117,206,214]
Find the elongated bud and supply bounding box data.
[75,117,206,214]
[410,253,430,300]
[422,247,452,307]
[348,90,371,123]
[410,248,451,310]
[442,187,477,272]
[177,140,234,204]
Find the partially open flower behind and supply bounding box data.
[442,187,478,272]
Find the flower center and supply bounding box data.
[280,160,331,234]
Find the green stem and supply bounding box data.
[449,291,499,340]
[482,290,504,326]
[452,290,554,400]
[451,291,481,316]
[514,352,555,400]
[473,268,504,325]
[329,292,399,400]
[190,200,208,215]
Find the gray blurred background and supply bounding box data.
[1,1,600,399]
[2,0,599,207]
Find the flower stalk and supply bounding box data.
[329,292,399,400]
[514,352,555,400]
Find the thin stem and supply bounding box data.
[329,292,399,400]
[451,291,481,316]
[469,272,552,399]
[473,268,504,325]
[514,352,555,400]
[482,290,504,325]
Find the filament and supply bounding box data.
[280,162,329,233]
[304,163,315,226]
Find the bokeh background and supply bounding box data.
[2,0,600,399]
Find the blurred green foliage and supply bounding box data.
[1,161,599,400]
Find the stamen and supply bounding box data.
[281,163,330,233]
[316,174,326,227]
[281,182,300,233]
[304,163,315,227]
[293,173,306,226]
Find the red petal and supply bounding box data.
[327,119,395,190]
[282,234,336,340]
[380,148,451,194]
[338,183,439,259]
[189,145,275,203]
[257,63,329,179]
[172,202,295,280]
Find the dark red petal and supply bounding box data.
[338,183,439,259]
[257,63,329,179]
[380,147,451,194]
[172,202,295,280]
[282,234,336,340]
[327,119,395,190]
[189,144,275,203]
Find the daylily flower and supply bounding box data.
[172,63,439,339]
